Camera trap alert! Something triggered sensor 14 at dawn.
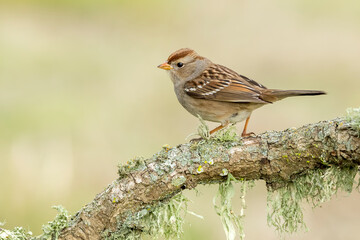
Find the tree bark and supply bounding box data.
[59,117,360,240]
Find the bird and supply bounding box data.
[158,48,325,137]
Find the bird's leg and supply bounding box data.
[241,116,255,137]
[210,121,230,135]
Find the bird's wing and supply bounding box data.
[184,64,269,103]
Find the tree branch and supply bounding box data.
[59,117,360,240]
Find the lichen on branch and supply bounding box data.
[102,193,191,240]
[2,111,360,240]
[346,107,360,136]
[59,115,360,239]
[0,206,70,240]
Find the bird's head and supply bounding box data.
[158,48,211,83]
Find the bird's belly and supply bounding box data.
[228,110,252,123]
[176,92,257,124]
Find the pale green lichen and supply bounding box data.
[0,206,70,240]
[171,176,186,187]
[149,173,159,182]
[118,156,146,179]
[148,147,184,176]
[104,193,192,240]
[213,125,239,143]
[194,141,229,163]
[346,107,360,135]
[195,115,240,144]
[196,115,211,140]
[41,205,71,240]
[267,166,358,234]
[191,124,240,167]
[0,223,33,240]
[213,174,255,240]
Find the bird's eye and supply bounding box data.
[177,62,184,68]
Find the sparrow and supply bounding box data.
[158,48,325,137]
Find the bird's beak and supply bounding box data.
[157,62,173,70]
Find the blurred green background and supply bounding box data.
[1,0,360,239]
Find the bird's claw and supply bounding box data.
[241,132,256,138]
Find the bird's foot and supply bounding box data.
[241,132,256,138]
[189,137,203,143]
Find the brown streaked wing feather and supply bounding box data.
[184,65,269,103]
[216,64,267,89]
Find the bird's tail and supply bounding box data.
[261,89,326,102]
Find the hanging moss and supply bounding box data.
[267,166,358,234]
[103,193,194,240]
[213,174,255,240]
